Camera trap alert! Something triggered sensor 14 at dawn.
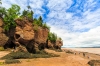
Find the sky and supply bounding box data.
[1,0,100,47]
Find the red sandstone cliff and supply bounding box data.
[0,17,63,53]
[0,18,8,46]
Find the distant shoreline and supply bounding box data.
[62,47,100,48]
[62,48,100,55]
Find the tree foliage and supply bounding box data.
[0,7,6,18]
[21,6,33,20]
[33,16,43,26]
[48,32,57,42]
[38,16,43,26]
[33,16,50,30]
[3,4,20,31]
[42,22,50,30]
[0,0,2,4]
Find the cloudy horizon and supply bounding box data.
[1,0,100,47]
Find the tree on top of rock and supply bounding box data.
[38,16,43,26]
[21,5,33,20]
[3,4,20,31]
[48,32,57,42]
[33,16,43,26]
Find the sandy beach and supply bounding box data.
[0,48,100,66]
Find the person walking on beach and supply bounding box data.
[74,52,76,55]
[87,56,89,59]
[83,53,85,57]
[79,52,80,55]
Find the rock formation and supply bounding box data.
[0,3,63,53]
[13,18,49,53]
[47,40,54,49]
[47,40,63,49]
[55,40,63,49]
[1,17,63,53]
[0,18,8,46]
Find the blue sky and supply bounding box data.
[1,0,100,47]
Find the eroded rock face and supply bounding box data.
[47,40,54,49]
[0,34,9,46]
[46,40,63,50]
[34,27,49,43]
[0,18,8,46]
[34,27,49,50]
[54,40,63,49]
[46,40,63,49]
[0,18,3,27]
[3,17,62,53]
[14,18,49,53]
[14,18,35,46]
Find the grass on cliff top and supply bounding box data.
[1,50,60,60]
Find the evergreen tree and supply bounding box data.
[42,22,50,30]
[27,5,31,10]
[33,16,43,27]
[21,6,33,20]
[48,32,57,42]
[38,16,43,26]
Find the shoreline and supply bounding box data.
[62,48,100,55]
[62,48,100,60]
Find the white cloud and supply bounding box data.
[47,0,72,11]
[44,0,100,47]
[1,0,28,12]
[50,26,100,47]
[29,0,44,9]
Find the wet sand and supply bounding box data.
[63,48,100,55]
[62,48,100,60]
